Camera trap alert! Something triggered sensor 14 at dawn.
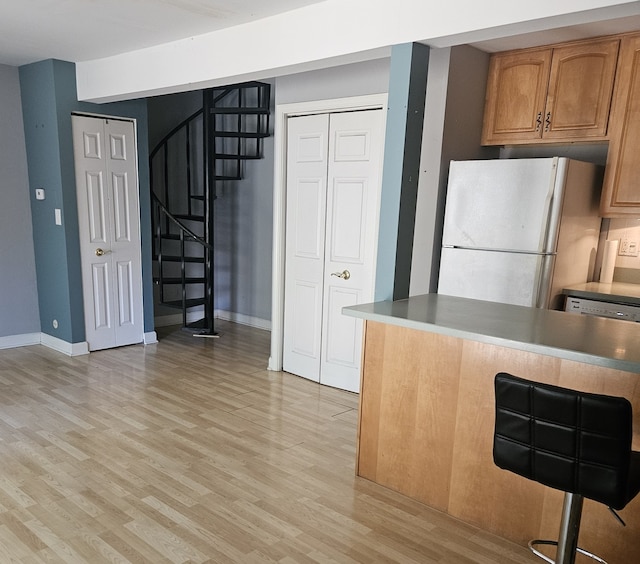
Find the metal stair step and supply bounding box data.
[212,153,262,160]
[155,277,206,284]
[158,233,204,241]
[214,175,242,181]
[155,255,205,263]
[209,107,269,115]
[162,298,206,309]
[212,131,270,139]
[172,214,205,222]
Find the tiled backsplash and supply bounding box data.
[606,218,640,284]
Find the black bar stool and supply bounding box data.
[493,372,640,564]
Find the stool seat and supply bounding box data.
[493,372,640,564]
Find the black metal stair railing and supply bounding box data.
[150,81,271,336]
[152,194,212,328]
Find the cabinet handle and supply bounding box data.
[545,112,551,132]
[535,112,542,132]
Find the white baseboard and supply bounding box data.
[0,332,157,356]
[154,311,271,331]
[144,331,158,344]
[0,333,41,350]
[215,310,271,331]
[0,332,89,356]
[40,333,89,356]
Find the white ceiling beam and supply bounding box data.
[76,0,640,103]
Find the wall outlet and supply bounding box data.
[619,239,639,257]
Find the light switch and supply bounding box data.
[35,188,45,200]
[54,208,62,225]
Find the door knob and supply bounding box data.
[331,269,351,280]
[95,248,111,257]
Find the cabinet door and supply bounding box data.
[544,38,619,140]
[481,48,551,145]
[601,34,640,216]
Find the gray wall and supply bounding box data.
[20,59,153,343]
[430,45,499,289]
[0,64,40,338]
[148,90,202,148]
[211,80,275,324]
[411,45,498,295]
[500,143,608,165]
[375,44,430,301]
[214,120,275,324]
[276,58,390,105]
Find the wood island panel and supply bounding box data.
[357,324,463,511]
[357,320,640,563]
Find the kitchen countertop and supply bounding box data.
[343,293,640,374]
[563,281,640,306]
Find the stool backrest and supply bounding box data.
[493,372,633,510]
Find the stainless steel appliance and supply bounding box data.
[438,157,602,309]
[565,296,640,322]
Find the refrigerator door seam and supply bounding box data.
[444,245,557,256]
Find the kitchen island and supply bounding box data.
[344,294,640,563]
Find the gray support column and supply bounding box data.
[375,43,429,301]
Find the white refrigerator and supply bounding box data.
[438,157,602,310]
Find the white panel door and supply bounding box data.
[283,109,385,392]
[320,110,385,392]
[283,114,329,381]
[72,115,144,351]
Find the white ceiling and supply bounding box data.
[0,0,325,67]
[2,1,640,69]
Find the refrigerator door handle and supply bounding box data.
[542,157,566,254]
[535,254,556,308]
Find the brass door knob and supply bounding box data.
[95,248,111,257]
[331,269,351,280]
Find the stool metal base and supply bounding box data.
[528,492,607,564]
[528,540,607,564]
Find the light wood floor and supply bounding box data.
[0,321,539,563]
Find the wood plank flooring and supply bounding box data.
[0,322,539,563]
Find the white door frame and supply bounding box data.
[268,94,388,372]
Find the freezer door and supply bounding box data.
[442,158,562,253]
[438,247,553,308]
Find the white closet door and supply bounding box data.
[320,110,385,392]
[73,115,144,351]
[283,109,385,392]
[283,114,329,381]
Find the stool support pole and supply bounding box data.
[557,493,584,564]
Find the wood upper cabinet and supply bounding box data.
[481,48,551,144]
[482,38,620,145]
[601,33,640,216]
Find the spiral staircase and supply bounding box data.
[150,82,271,336]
